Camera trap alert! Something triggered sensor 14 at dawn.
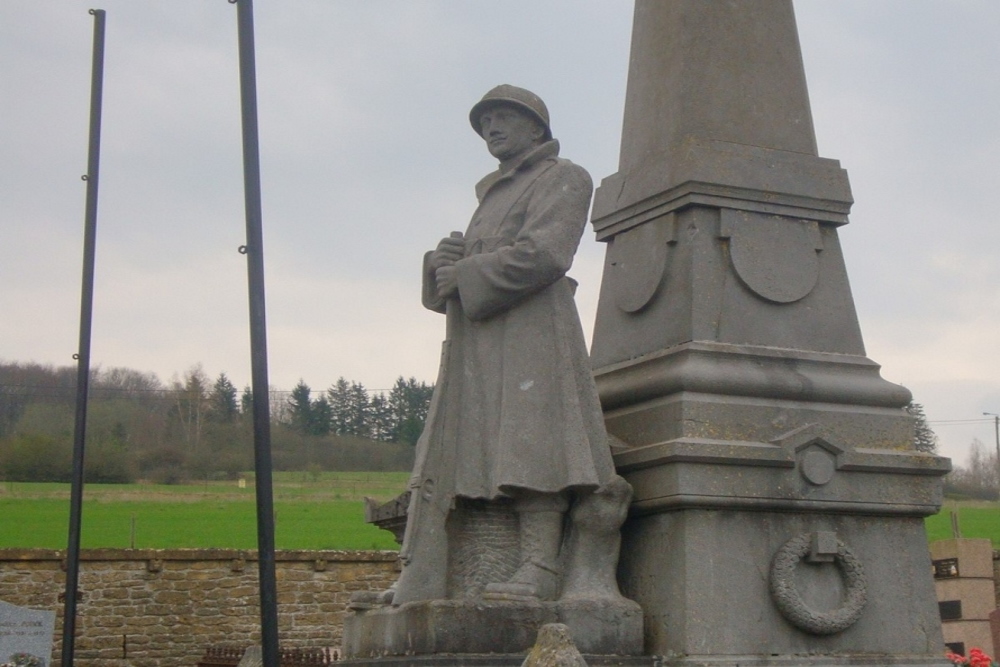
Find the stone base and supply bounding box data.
[616,471,948,658]
[662,657,951,667]
[343,597,644,659]
[336,654,951,667]
[338,656,654,667]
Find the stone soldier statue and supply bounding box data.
[387,85,630,606]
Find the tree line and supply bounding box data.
[904,401,999,500]
[944,438,1000,501]
[0,361,432,484]
[284,377,433,445]
[5,360,989,497]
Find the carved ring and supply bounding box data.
[768,533,867,635]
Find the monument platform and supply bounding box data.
[338,656,655,667]
[343,597,643,660]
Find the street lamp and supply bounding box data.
[982,412,1000,493]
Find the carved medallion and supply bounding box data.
[720,210,822,304]
[609,213,676,313]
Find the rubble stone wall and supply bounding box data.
[0,548,397,667]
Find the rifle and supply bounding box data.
[392,231,463,605]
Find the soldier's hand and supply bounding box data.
[429,234,465,271]
[435,265,458,300]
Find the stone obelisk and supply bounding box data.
[591,2,951,664]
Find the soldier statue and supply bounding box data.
[380,85,631,606]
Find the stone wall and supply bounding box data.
[0,548,398,667]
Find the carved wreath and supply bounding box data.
[768,533,867,635]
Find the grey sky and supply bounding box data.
[1,2,998,466]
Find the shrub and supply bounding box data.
[0,432,73,482]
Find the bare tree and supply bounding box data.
[945,438,999,500]
[170,365,209,450]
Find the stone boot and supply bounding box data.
[484,510,563,601]
[560,475,632,601]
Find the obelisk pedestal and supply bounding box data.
[591,2,951,664]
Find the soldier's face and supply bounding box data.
[479,105,544,161]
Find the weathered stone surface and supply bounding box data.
[587,1,952,665]
[343,597,642,659]
[990,608,1000,657]
[521,624,587,667]
[620,509,944,657]
[0,549,396,667]
[350,84,637,661]
[587,0,905,415]
[339,656,653,667]
[394,84,620,610]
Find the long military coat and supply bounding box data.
[416,140,615,501]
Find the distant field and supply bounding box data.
[1,476,997,550]
[924,502,1000,547]
[0,472,408,550]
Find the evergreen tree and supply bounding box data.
[388,376,434,445]
[905,401,938,453]
[368,393,392,440]
[208,372,239,423]
[310,395,333,436]
[240,385,253,416]
[327,377,352,435]
[288,380,314,434]
[349,382,371,437]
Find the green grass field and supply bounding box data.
[923,502,1000,547]
[0,472,409,550]
[1,475,997,550]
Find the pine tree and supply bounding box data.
[310,396,333,436]
[288,380,314,434]
[349,382,371,437]
[327,378,352,435]
[388,376,434,445]
[240,385,253,416]
[208,372,239,423]
[368,393,392,440]
[905,401,938,453]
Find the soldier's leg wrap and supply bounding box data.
[484,489,568,601]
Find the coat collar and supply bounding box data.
[475,139,560,202]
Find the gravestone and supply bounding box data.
[0,601,55,667]
[236,646,262,667]
[589,1,952,665]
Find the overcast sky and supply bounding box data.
[2,1,998,466]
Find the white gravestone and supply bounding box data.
[0,601,55,667]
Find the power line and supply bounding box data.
[0,383,414,398]
[928,418,994,426]
[0,385,285,404]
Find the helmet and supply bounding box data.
[469,84,551,139]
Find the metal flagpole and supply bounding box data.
[230,0,280,664]
[62,9,106,667]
